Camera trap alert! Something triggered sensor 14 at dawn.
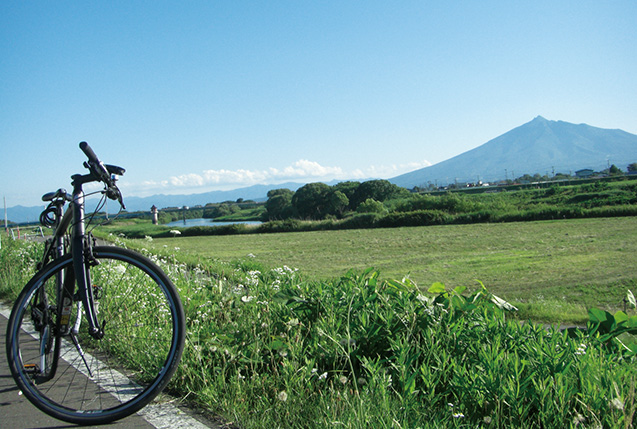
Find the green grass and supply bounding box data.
[2,232,636,428]
[144,217,637,323]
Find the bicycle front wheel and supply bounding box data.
[6,246,186,425]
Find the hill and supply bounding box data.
[5,182,310,224]
[390,116,637,188]
[121,182,308,212]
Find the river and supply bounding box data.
[165,218,262,228]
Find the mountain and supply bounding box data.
[390,116,637,188]
[121,182,310,212]
[4,182,311,224]
[8,117,637,223]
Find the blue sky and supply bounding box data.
[2,1,636,207]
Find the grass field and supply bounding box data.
[4,220,636,427]
[145,217,637,322]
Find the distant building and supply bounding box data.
[151,205,158,225]
[575,169,594,179]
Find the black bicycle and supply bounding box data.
[5,142,186,425]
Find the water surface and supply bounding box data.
[165,218,261,228]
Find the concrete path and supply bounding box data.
[0,302,221,429]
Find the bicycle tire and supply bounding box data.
[6,246,186,425]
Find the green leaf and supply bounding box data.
[615,332,637,353]
[627,315,637,329]
[452,285,467,295]
[614,310,629,325]
[450,294,466,309]
[428,282,446,295]
[588,308,616,334]
[269,340,286,350]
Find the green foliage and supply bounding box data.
[291,182,332,220]
[356,198,387,214]
[264,188,296,220]
[256,177,637,233]
[587,292,637,354]
[2,238,636,428]
[349,179,408,208]
[203,202,240,219]
[0,238,42,299]
[328,190,349,217]
[168,264,636,428]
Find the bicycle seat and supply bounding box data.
[42,188,72,202]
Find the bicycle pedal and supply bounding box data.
[23,364,39,374]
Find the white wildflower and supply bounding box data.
[112,265,127,276]
[572,413,585,426]
[277,391,288,402]
[575,343,587,356]
[287,318,300,327]
[318,372,328,380]
[610,397,624,411]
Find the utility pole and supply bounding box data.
[3,196,7,232]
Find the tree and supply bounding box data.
[291,183,332,220]
[357,198,387,214]
[333,181,361,202]
[628,163,637,173]
[350,180,406,209]
[265,189,295,220]
[328,191,349,217]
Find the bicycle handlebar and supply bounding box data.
[78,141,126,208]
[79,141,99,164]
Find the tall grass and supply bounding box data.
[0,238,42,300]
[116,237,637,428]
[2,236,635,428]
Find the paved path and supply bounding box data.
[1,302,220,429]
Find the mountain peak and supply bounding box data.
[390,117,637,188]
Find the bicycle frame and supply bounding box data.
[46,173,106,340]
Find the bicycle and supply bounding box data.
[5,142,186,425]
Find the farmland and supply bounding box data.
[146,217,637,323]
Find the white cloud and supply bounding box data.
[165,160,350,189]
[126,158,431,196]
[363,160,432,178]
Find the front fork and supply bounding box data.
[70,188,104,340]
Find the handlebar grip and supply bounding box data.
[79,141,100,164]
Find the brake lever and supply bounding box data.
[105,174,126,209]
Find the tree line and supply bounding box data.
[264,180,409,221]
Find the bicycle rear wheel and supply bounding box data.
[6,246,186,425]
